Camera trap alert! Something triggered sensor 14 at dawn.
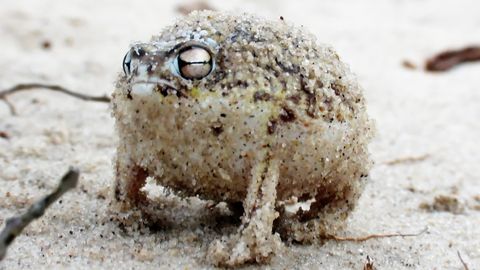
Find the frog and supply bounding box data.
[111,10,374,267]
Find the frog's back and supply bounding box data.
[148,11,368,126]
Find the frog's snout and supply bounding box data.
[131,78,177,96]
[127,51,178,97]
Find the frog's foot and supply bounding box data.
[113,156,237,229]
[207,230,282,267]
[274,184,358,243]
[113,156,162,227]
[114,158,171,228]
[207,151,283,266]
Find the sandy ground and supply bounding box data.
[1,0,479,269]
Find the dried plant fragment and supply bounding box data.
[0,168,79,261]
[402,60,417,70]
[385,154,429,166]
[0,83,110,115]
[419,195,465,214]
[325,227,428,242]
[0,131,9,139]
[457,251,469,270]
[425,46,480,72]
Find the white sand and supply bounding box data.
[0,0,479,269]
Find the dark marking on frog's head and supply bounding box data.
[253,91,272,102]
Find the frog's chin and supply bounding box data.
[130,78,176,96]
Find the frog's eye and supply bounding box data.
[122,50,132,76]
[177,45,213,80]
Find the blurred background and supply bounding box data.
[0,0,479,269]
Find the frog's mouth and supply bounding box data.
[131,78,178,96]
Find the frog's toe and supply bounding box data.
[207,232,282,267]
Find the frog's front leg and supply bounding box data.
[114,155,148,212]
[113,151,166,228]
[208,148,283,266]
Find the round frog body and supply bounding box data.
[112,11,373,266]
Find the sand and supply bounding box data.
[0,0,479,269]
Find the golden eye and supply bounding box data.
[177,45,213,80]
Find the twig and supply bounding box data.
[425,46,480,72]
[457,251,469,270]
[385,154,430,166]
[419,195,465,214]
[0,131,9,140]
[0,83,110,102]
[0,83,110,115]
[1,98,17,115]
[402,60,417,70]
[325,227,428,242]
[0,168,79,261]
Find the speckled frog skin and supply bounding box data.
[112,11,373,266]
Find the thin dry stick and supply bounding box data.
[0,83,110,115]
[325,227,428,242]
[457,251,470,270]
[1,98,17,115]
[385,154,430,166]
[0,168,79,261]
[425,46,480,72]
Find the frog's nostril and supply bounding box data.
[146,64,154,75]
[135,48,146,57]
